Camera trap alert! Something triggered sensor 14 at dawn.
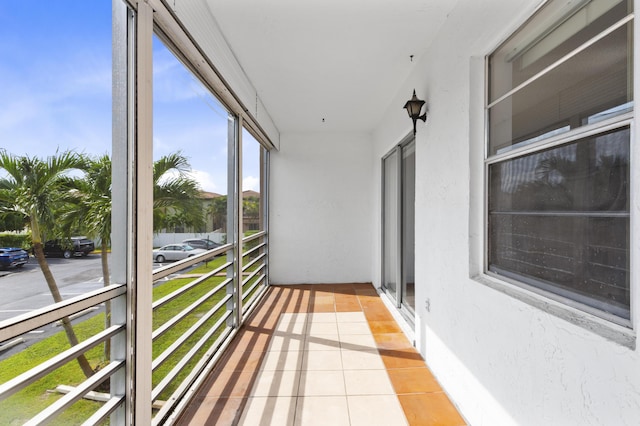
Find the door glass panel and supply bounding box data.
[382,151,399,302]
[401,142,416,314]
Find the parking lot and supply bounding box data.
[0,254,109,360]
[0,253,195,360]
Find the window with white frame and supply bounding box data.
[486,0,633,323]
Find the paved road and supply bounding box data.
[0,255,106,323]
[0,254,107,360]
[0,254,191,360]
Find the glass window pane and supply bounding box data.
[241,127,266,310]
[488,127,630,318]
[151,35,232,404]
[0,1,117,419]
[152,34,229,249]
[242,128,264,234]
[489,23,633,155]
[489,0,632,103]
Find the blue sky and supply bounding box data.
[0,1,260,193]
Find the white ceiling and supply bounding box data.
[205,0,459,134]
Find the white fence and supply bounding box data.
[153,232,226,248]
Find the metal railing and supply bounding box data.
[0,231,269,425]
[0,284,127,425]
[150,232,268,424]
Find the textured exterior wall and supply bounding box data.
[269,132,374,284]
[371,0,640,424]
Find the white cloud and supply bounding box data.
[243,176,260,192]
[190,169,220,193]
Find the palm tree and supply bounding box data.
[153,152,205,233]
[63,152,204,359]
[61,154,113,359]
[206,195,227,232]
[0,149,94,378]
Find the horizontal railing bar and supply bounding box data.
[0,324,125,401]
[152,281,229,342]
[242,266,266,290]
[242,281,268,316]
[0,285,126,343]
[152,244,232,281]
[242,274,266,304]
[25,360,123,426]
[242,231,265,243]
[81,396,125,426]
[161,278,269,424]
[152,296,231,370]
[152,262,231,310]
[242,242,265,259]
[489,211,630,217]
[152,279,229,341]
[152,311,232,401]
[242,253,266,272]
[152,327,236,426]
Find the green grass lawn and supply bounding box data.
[0,255,241,424]
[0,315,107,425]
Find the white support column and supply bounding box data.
[236,117,244,324]
[133,1,154,424]
[263,149,270,286]
[110,0,131,423]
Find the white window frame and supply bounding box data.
[475,0,637,347]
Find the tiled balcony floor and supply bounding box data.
[177,284,466,426]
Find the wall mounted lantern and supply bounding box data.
[403,89,427,136]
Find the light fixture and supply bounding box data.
[403,89,427,136]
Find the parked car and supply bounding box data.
[181,238,221,250]
[153,243,206,263]
[0,247,29,270]
[42,237,95,259]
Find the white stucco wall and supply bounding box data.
[371,0,640,425]
[269,132,373,284]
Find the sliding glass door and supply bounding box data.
[382,136,415,322]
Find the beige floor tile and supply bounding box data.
[181,285,466,426]
[298,370,346,396]
[308,312,337,323]
[279,313,308,321]
[307,321,339,335]
[337,321,372,335]
[341,349,386,370]
[274,319,308,334]
[179,396,245,425]
[238,397,297,426]
[294,396,350,426]
[267,334,306,352]
[343,369,396,396]
[302,350,343,370]
[259,350,304,371]
[303,334,342,351]
[336,311,367,322]
[339,334,378,351]
[347,395,409,426]
[249,370,301,397]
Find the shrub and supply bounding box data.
[0,233,31,249]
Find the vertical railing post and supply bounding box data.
[110,0,130,423]
[235,117,244,324]
[262,148,270,287]
[133,2,154,424]
[226,114,243,327]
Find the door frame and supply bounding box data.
[381,133,416,326]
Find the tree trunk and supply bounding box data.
[101,244,111,359]
[33,243,95,378]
